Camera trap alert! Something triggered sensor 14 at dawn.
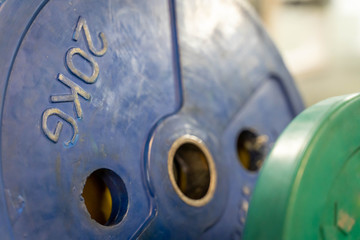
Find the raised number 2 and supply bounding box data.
[72,16,108,57]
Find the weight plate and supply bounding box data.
[244,94,360,240]
[0,0,303,239]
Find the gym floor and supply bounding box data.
[257,0,360,106]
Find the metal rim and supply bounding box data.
[167,135,217,207]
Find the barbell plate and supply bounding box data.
[0,0,303,239]
[244,93,360,240]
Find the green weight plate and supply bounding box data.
[243,93,360,240]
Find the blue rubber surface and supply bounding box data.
[0,0,303,239]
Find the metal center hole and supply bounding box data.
[168,135,217,207]
[173,143,211,200]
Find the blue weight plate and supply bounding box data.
[0,0,303,239]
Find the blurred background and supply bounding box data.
[248,0,360,106]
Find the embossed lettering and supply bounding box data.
[73,16,108,57]
[42,108,79,146]
[51,73,91,119]
[42,16,108,146]
[66,47,99,84]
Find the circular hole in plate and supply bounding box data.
[237,129,268,172]
[168,135,217,207]
[82,168,128,226]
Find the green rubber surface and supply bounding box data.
[243,93,360,240]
